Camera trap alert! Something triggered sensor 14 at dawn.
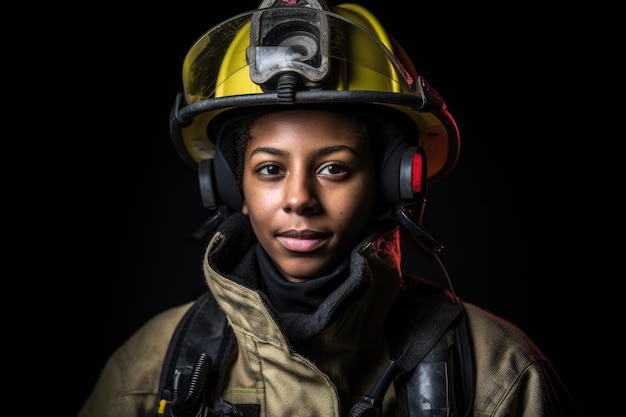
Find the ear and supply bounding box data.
[241,199,249,215]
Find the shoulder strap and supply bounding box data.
[390,278,470,372]
[154,291,233,417]
[391,278,475,417]
[348,278,475,417]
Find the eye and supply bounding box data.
[256,163,284,176]
[318,162,351,177]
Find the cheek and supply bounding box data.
[334,178,378,219]
[241,176,261,216]
[241,190,276,221]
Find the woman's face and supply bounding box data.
[241,110,378,282]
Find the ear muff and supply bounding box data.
[380,141,428,221]
[198,149,242,211]
[398,146,427,202]
[213,146,243,210]
[198,159,218,209]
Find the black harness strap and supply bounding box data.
[391,280,475,417]
[154,291,232,417]
[348,278,474,417]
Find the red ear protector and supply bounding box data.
[379,137,427,219]
[400,146,426,202]
[393,146,444,255]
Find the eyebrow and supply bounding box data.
[249,147,288,158]
[249,145,358,159]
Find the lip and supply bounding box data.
[276,230,329,252]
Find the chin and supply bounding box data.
[279,258,330,282]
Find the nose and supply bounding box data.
[283,172,320,215]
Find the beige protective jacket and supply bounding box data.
[78,215,579,417]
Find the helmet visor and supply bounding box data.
[182,7,418,103]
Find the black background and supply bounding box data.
[54,1,593,415]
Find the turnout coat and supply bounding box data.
[78,213,578,417]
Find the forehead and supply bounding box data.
[248,109,363,148]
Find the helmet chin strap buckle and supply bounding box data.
[393,202,444,256]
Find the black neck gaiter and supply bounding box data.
[256,244,350,314]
